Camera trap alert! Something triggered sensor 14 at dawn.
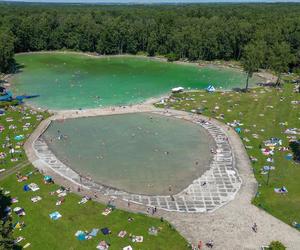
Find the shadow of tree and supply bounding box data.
[0,190,22,250]
[13,63,25,74]
[289,140,300,163]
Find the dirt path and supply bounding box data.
[0,160,30,181]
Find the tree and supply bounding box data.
[0,30,15,73]
[241,41,266,90]
[269,241,286,250]
[0,191,18,249]
[269,42,294,86]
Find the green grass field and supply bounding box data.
[1,166,188,250]
[0,106,48,169]
[1,82,299,249]
[156,83,300,229]
[0,106,188,250]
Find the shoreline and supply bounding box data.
[14,50,272,82]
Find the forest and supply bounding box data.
[0,3,300,76]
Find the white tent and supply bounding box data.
[206,85,216,92]
[171,87,184,93]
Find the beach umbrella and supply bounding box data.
[23,185,30,192]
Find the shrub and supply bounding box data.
[166,53,180,62]
[269,241,286,250]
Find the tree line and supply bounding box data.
[0,3,299,80]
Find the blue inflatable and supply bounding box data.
[0,91,13,101]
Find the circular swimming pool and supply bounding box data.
[41,112,215,195]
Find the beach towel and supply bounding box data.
[14,135,24,141]
[123,246,133,250]
[102,208,112,216]
[118,230,127,238]
[132,236,143,243]
[76,231,86,241]
[14,207,25,216]
[89,228,99,237]
[31,196,42,203]
[96,241,109,250]
[28,183,39,192]
[274,187,288,194]
[14,236,24,244]
[78,197,88,205]
[23,243,31,248]
[49,211,62,220]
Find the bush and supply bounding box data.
[0,100,19,108]
[166,53,180,62]
[269,241,286,250]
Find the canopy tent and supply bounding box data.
[171,87,184,93]
[23,185,30,192]
[206,85,216,92]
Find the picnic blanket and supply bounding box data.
[102,208,112,216]
[89,228,99,237]
[274,187,288,194]
[49,211,62,220]
[31,196,42,203]
[132,236,143,243]
[123,246,133,250]
[28,183,40,192]
[78,196,89,205]
[96,241,109,250]
[75,231,87,241]
[118,230,127,238]
[13,207,25,217]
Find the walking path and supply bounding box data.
[0,160,30,181]
[24,104,300,249]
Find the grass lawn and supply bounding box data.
[0,105,49,169]
[1,165,188,250]
[0,106,188,250]
[156,83,300,229]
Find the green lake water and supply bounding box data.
[12,53,261,110]
[42,113,214,195]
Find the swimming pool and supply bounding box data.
[41,112,215,195]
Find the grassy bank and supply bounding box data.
[156,83,300,228]
[0,106,49,169]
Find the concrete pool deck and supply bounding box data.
[24,104,300,249]
[25,104,241,213]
